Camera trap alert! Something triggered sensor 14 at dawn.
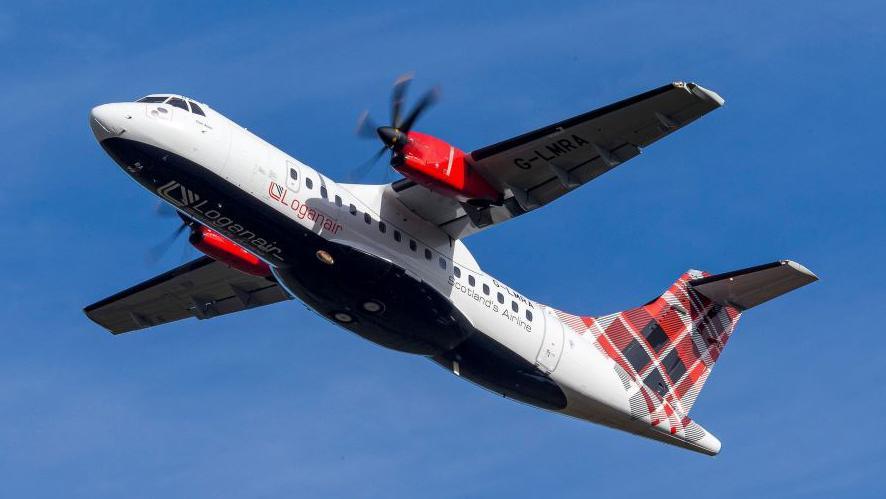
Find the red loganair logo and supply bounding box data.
[157,180,285,262]
[268,181,342,235]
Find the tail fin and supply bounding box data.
[565,260,816,453]
[683,260,817,411]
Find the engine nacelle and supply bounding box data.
[189,225,271,277]
[397,131,501,204]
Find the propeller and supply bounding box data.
[145,221,188,264]
[390,71,413,128]
[145,204,193,264]
[348,146,388,183]
[154,201,181,219]
[349,73,440,182]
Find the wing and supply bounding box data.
[390,81,724,238]
[84,256,291,334]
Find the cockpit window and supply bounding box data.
[137,96,168,103]
[137,95,207,116]
[189,101,205,116]
[167,97,189,111]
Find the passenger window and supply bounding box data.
[394,230,401,242]
[497,293,504,304]
[349,204,357,215]
[453,266,461,278]
[167,97,189,111]
[511,301,518,313]
[189,101,205,116]
[290,168,299,181]
[378,222,386,233]
[468,275,475,287]
[424,248,432,260]
[438,257,446,269]
[409,239,417,251]
[364,213,372,224]
[320,186,328,199]
[305,178,313,189]
[525,309,533,321]
[335,195,342,207]
[482,283,490,295]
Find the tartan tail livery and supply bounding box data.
[557,260,817,454]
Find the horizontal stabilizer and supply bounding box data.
[689,260,817,310]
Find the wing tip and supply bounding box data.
[82,307,124,335]
[678,81,726,107]
[782,259,819,282]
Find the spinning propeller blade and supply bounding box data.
[391,72,413,128]
[154,201,180,219]
[146,222,189,264]
[348,73,441,182]
[355,110,379,140]
[347,146,387,182]
[145,204,193,264]
[399,86,440,133]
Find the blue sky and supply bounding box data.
[1,0,884,497]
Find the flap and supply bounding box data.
[84,256,291,334]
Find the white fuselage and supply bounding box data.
[89,96,718,454]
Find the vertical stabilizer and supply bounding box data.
[558,260,816,454]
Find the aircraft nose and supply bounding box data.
[89,103,128,142]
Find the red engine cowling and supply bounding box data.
[189,225,271,277]
[398,131,501,204]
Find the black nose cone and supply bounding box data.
[377,126,404,148]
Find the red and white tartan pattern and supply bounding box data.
[556,270,741,440]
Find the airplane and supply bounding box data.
[84,78,817,455]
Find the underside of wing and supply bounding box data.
[84,256,291,334]
[390,82,724,239]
